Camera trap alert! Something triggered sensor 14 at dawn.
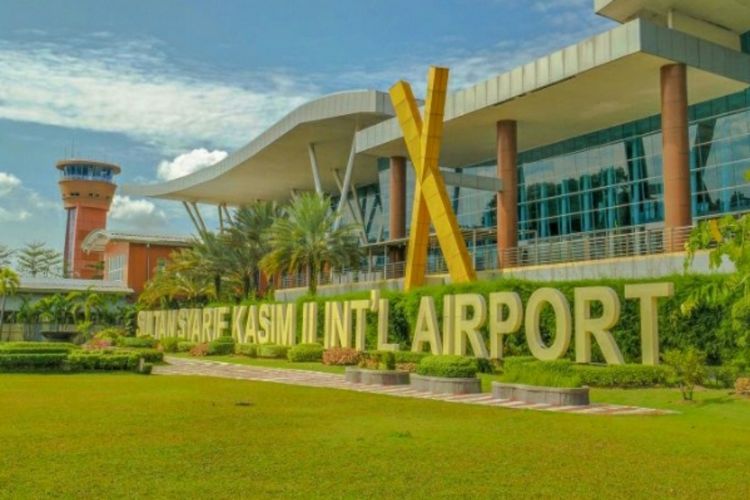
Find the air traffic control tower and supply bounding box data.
[56,159,121,279]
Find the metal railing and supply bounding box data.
[277,225,694,290]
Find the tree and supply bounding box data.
[16,242,62,278]
[684,214,750,369]
[261,193,361,294]
[223,201,281,299]
[68,290,104,324]
[138,248,215,309]
[0,245,14,268]
[0,267,20,340]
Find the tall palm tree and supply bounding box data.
[0,267,20,340]
[224,201,281,299]
[261,193,361,294]
[68,291,103,324]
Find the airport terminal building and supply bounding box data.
[125,0,750,292]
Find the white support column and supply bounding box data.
[307,143,324,195]
[333,170,368,244]
[334,136,357,224]
[190,202,208,234]
[182,201,203,234]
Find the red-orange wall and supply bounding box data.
[104,242,181,294]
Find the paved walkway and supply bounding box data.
[156,357,672,416]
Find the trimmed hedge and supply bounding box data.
[500,357,671,388]
[287,343,324,362]
[235,343,259,357]
[208,336,235,356]
[117,336,157,348]
[118,349,164,364]
[573,364,670,388]
[500,359,582,388]
[417,355,477,379]
[0,342,78,354]
[258,344,290,359]
[66,352,139,371]
[0,353,68,371]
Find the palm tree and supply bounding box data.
[0,267,20,340]
[261,193,361,294]
[223,201,281,299]
[138,248,215,309]
[192,232,227,299]
[68,291,103,324]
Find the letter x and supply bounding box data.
[389,67,476,291]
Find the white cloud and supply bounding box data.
[109,195,168,229]
[0,172,21,196]
[0,38,315,153]
[157,148,228,181]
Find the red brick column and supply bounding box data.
[660,64,691,252]
[497,120,518,267]
[389,156,407,265]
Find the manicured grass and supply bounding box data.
[1,374,749,498]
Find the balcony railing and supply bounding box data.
[277,225,695,290]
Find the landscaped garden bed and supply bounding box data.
[344,367,410,385]
[410,355,481,394]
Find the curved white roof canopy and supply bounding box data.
[122,90,394,205]
[356,19,750,168]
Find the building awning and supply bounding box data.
[356,18,750,168]
[18,277,133,295]
[121,90,395,205]
[81,229,193,253]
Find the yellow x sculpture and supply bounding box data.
[390,67,476,291]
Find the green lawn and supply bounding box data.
[0,373,748,499]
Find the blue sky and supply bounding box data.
[0,0,613,252]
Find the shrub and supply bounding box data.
[84,338,113,350]
[258,344,290,359]
[704,365,740,389]
[94,327,127,341]
[235,343,259,357]
[0,342,78,354]
[361,351,397,370]
[189,343,209,357]
[417,355,477,379]
[664,348,707,401]
[159,337,185,353]
[138,362,154,375]
[121,349,164,363]
[572,364,670,388]
[117,336,157,348]
[322,347,361,366]
[0,353,67,371]
[66,352,139,371]
[177,341,197,353]
[500,359,582,388]
[736,377,750,396]
[208,336,235,356]
[287,343,324,362]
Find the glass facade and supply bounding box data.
[358,87,750,247]
[60,164,115,183]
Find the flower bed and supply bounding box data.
[491,382,590,406]
[344,367,410,385]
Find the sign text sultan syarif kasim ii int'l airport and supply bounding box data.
[139,68,675,366]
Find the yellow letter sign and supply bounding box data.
[389,67,476,291]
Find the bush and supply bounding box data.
[66,352,139,371]
[287,343,324,362]
[189,343,209,357]
[0,353,67,371]
[177,341,196,353]
[417,355,477,379]
[117,336,157,348]
[664,348,707,401]
[94,327,127,341]
[138,362,154,375]
[159,337,185,353]
[120,349,164,363]
[0,342,78,354]
[736,377,750,396]
[235,343,259,357]
[500,359,582,388]
[208,336,235,356]
[572,364,670,388]
[704,365,739,389]
[258,344,290,359]
[322,347,361,366]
